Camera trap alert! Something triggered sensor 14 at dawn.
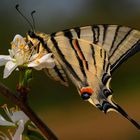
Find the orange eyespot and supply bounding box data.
[79,87,94,100]
[80,87,94,95]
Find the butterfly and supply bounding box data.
[26,25,140,129]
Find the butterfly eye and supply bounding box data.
[80,87,93,100]
[28,30,35,38]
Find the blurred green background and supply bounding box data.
[0,0,140,140]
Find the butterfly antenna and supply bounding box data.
[31,10,36,31]
[15,4,34,31]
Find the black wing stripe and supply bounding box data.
[63,30,73,39]
[31,33,52,53]
[92,26,97,44]
[92,25,100,44]
[64,30,89,70]
[98,25,106,45]
[109,25,121,52]
[69,39,87,78]
[50,36,82,82]
[102,25,108,45]
[111,39,140,72]
[109,28,133,58]
[74,27,81,38]
[75,40,89,70]
[103,51,107,71]
[37,42,40,53]
[90,44,97,70]
[100,48,103,58]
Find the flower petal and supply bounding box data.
[8,49,14,58]
[11,111,29,123]
[0,55,12,66]
[2,106,28,129]
[12,120,24,140]
[27,61,37,68]
[28,53,55,70]
[29,53,39,61]
[11,34,27,56]
[40,54,54,63]
[3,61,17,78]
[0,115,15,126]
[38,54,55,69]
[12,34,26,47]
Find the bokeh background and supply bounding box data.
[0,0,140,140]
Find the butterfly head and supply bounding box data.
[27,30,39,42]
[26,31,39,47]
[27,30,49,41]
[28,30,36,38]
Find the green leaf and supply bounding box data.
[24,129,46,140]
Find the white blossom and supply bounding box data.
[0,34,55,78]
[0,105,29,140]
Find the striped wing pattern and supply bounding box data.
[27,25,140,129]
[48,25,140,129]
[47,36,109,88]
[53,25,140,73]
[29,32,69,86]
[44,59,68,86]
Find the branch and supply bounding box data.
[0,82,58,140]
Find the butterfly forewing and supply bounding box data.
[53,25,140,73]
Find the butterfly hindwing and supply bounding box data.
[43,59,68,86]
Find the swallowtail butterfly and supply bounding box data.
[27,25,140,129]
[16,5,140,129]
